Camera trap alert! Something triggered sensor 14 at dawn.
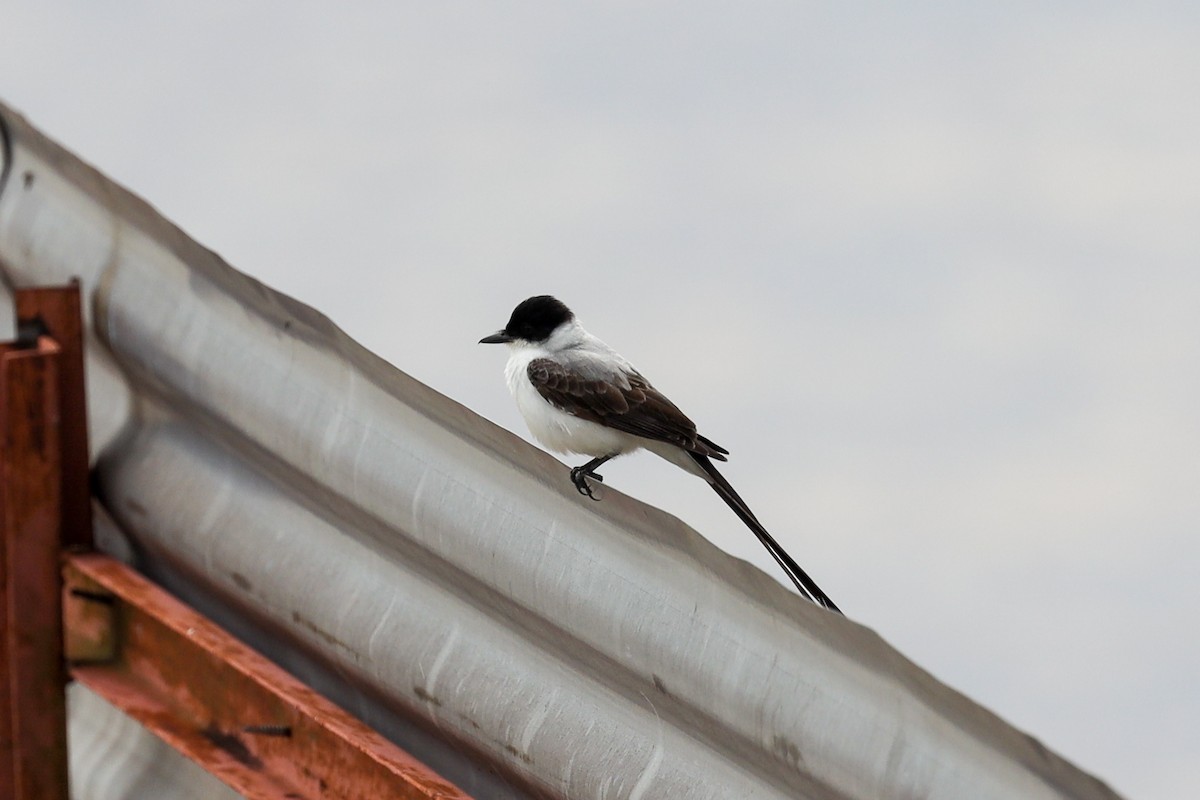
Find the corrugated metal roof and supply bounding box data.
[0,99,1123,800]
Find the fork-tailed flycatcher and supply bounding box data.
[480,295,840,612]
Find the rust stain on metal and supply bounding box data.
[64,553,474,799]
[290,609,355,652]
[1,335,70,800]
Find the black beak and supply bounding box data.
[479,331,514,344]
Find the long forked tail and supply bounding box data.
[688,453,842,614]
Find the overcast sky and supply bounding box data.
[4,4,1198,797]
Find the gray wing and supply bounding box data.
[527,357,729,460]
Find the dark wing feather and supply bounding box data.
[528,358,727,460]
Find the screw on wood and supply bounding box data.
[241,725,293,738]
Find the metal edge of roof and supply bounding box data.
[0,99,1124,800]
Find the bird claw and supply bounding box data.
[570,466,604,501]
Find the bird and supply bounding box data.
[480,295,840,612]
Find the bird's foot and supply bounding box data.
[570,465,604,501]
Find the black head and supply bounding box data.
[480,295,574,344]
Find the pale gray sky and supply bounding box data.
[5,4,1198,797]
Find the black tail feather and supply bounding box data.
[696,434,730,459]
[688,453,842,614]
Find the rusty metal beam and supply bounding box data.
[0,333,70,800]
[15,282,92,550]
[64,552,474,800]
